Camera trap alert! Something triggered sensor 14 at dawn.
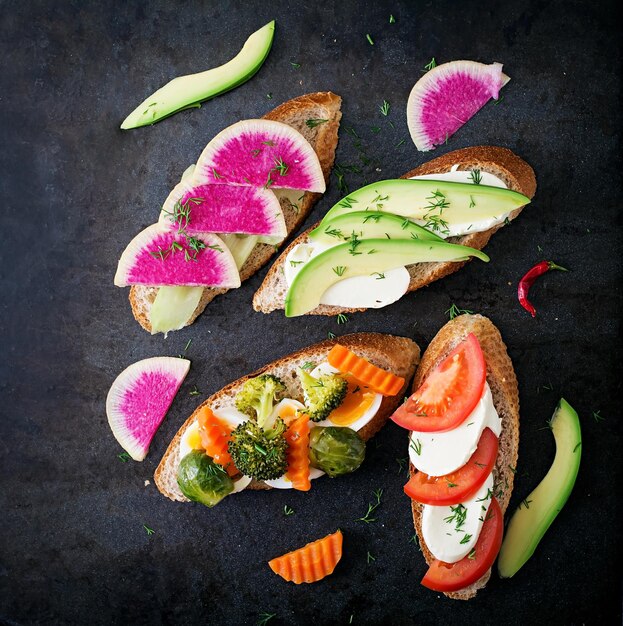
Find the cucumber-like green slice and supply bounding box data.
[497,398,582,578]
[121,21,275,129]
[149,286,204,336]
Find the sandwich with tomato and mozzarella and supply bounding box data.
[391,314,518,600]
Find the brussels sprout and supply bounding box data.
[177,450,234,507]
[309,427,366,477]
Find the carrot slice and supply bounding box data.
[284,415,311,491]
[268,530,343,584]
[196,406,237,476]
[327,344,404,396]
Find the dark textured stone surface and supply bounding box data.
[0,0,621,624]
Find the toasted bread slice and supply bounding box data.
[154,332,420,501]
[409,314,519,600]
[253,146,537,315]
[129,91,342,332]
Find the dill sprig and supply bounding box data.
[337,313,349,324]
[357,488,383,523]
[410,438,422,455]
[283,505,294,516]
[592,410,605,423]
[444,504,467,531]
[469,169,482,185]
[367,551,376,563]
[395,457,408,474]
[379,100,390,116]
[273,156,289,176]
[446,303,474,320]
[423,58,437,71]
[306,118,329,128]
[257,613,276,626]
[189,385,201,397]
[143,525,155,536]
[117,452,131,462]
[366,33,374,45]
[389,14,396,23]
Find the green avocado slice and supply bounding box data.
[284,238,489,317]
[121,20,275,129]
[497,398,582,578]
[308,211,444,245]
[150,285,204,336]
[320,179,530,234]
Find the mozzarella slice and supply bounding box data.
[408,383,501,477]
[421,473,494,563]
[284,243,410,309]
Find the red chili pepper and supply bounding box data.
[518,260,568,317]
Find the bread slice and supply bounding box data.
[253,146,537,315]
[154,332,420,501]
[408,314,519,600]
[129,91,343,332]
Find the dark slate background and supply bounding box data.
[1,0,621,624]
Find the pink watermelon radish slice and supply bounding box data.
[407,61,510,152]
[106,357,190,461]
[114,224,241,288]
[158,178,286,240]
[193,119,326,192]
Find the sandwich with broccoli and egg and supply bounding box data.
[154,333,420,505]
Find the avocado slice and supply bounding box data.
[497,398,582,578]
[320,179,530,236]
[308,211,444,246]
[284,238,489,317]
[121,21,275,129]
[150,285,204,336]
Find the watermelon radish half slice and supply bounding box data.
[193,119,325,192]
[407,61,510,152]
[114,224,240,288]
[158,179,286,241]
[106,357,190,461]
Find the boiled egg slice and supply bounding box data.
[310,362,382,432]
[178,405,252,493]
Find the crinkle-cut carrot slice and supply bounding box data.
[268,530,343,584]
[284,415,311,491]
[196,406,237,476]
[327,344,404,396]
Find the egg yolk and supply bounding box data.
[278,402,302,426]
[328,376,376,426]
[186,428,204,450]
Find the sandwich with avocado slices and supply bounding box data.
[253,146,536,317]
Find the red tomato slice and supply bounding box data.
[404,428,498,506]
[421,497,504,592]
[391,333,486,432]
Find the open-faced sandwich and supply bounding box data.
[114,92,342,334]
[154,333,420,505]
[253,146,536,316]
[391,314,519,599]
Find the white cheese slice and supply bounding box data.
[421,473,494,563]
[284,243,410,309]
[408,383,501,477]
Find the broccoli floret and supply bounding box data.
[227,419,288,480]
[299,369,348,422]
[235,374,286,429]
